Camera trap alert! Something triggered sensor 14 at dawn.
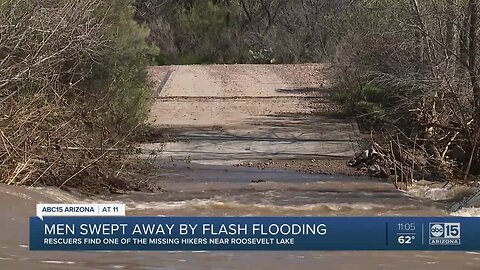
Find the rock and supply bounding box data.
[416,180,435,186]
[447,145,467,163]
[423,186,475,201]
[348,147,382,167]
[367,164,389,178]
[424,188,452,201]
[251,179,267,183]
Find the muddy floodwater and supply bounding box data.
[2,164,480,270]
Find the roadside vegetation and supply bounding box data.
[135,0,346,64]
[333,0,480,189]
[0,0,157,194]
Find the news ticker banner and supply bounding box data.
[31,204,480,251]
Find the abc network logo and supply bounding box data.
[429,223,461,245]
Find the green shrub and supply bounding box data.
[330,69,394,130]
[88,0,157,132]
[362,84,386,103]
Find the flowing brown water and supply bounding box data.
[2,165,480,270]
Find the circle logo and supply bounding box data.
[430,224,444,237]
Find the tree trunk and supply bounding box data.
[469,0,479,113]
[460,9,470,70]
[446,0,455,54]
[465,0,480,178]
[410,0,425,61]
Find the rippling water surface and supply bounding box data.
[1,165,479,270]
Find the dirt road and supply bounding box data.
[145,64,359,167]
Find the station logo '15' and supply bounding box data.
[429,223,461,245]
